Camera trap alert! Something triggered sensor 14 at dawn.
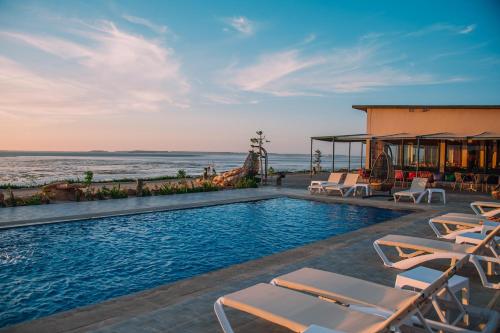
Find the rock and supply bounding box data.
[127,188,137,196]
[0,192,4,206]
[43,182,85,201]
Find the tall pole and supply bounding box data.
[348,142,351,172]
[332,138,335,172]
[360,142,364,169]
[416,137,420,175]
[310,138,313,177]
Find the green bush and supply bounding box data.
[235,177,258,189]
[201,181,219,192]
[142,187,152,196]
[176,169,187,179]
[24,194,43,205]
[109,185,128,199]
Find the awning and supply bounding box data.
[468,132,500,140]
[311,131,500,142]
[311,134,372,142]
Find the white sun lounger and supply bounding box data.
[393,177,428,203]
[271,264,499,331]
[471,201,500,215]
[308,173,345,194]
[215,259,497,333]
[373,225,500,289]
[429,213,498,240]
[324,173,359,197]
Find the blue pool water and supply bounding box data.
[0,198,408,327]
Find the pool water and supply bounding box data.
[0,198,408,327]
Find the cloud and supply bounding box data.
[222,43,465,96]
[303,34,316,44]
[224,16,256,36]
[459,24,476,34]
[407,23,476,36]
[122,14,169,35]
[0,20,190,119]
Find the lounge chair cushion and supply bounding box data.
[222,283,386,333]
[377,235,474,254]
[273,268,418,313]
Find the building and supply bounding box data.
[311,105,500,176]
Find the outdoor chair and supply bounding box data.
[214,256,499,333]
[471,201,500,215]
[324,173,359,197]
[270,263,499,332]
[394,170,405,188]
[308,172,344,194]
[393,177,428,203]
[453,172,464,191]
[373,225,500,289]
[429,213,499,240]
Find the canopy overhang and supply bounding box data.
[311,132,500,142]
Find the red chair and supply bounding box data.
[395,170,405,188]
[407,172,417,183]
[417,171,435,186]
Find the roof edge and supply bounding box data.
[352,105,500,112]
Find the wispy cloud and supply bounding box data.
[0,19,190,119]
[122,14,169,35]
[459,24,476,34]
[407,23,476,36]
[221,43,466,96]
[223,16,256,36]
[303,33,316,44]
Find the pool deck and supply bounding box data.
[1,185,498,332]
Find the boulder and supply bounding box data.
[43,182,85,201]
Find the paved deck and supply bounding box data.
[1,183,498,332]
[0,188,281,229]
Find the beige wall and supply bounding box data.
[366,107,500,135]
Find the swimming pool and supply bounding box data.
[0,197,408,327]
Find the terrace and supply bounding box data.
[0,179,498,333]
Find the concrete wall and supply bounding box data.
[366,107,500,135]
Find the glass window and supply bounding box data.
[403,142,438,169]
[467,143,480,171]
[446,142,462,169]
[419,143,439,168]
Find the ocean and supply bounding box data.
[0,151,362,186]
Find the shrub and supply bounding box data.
[109,185,128,199]
[176,169,187,179]
[201,181,219,192]
[94,188,107,200]
[142,186,152,196]
[24,194,43,205]
[235,177,258,189]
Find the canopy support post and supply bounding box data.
[416,137,420,174]
[348,142,351,172]
[310,138,313,177]
[360,142,364,169]
[332,138,335,172]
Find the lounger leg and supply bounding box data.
[469,255,500,289]
[416,191,427,204]
[214,298,235,333]
[344,187,355,197]
[428,220,445,238]
[373,241,395,267]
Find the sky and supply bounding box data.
[0,0,499,153]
